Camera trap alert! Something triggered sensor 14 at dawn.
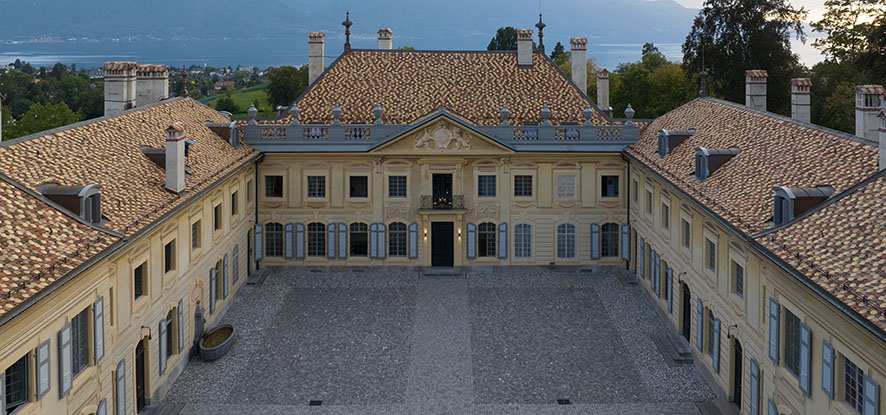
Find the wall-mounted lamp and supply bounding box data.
[458,228,462,238]
[424,229,428,239]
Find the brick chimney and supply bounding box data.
[570,38,588,94]
[308,32,325,85]
[879,109,886,170]
[745,70,768,112]
[596,68,611,117]
[136,64,169,107]
[103,62,138,116]
[165,123,186,193]
[516,29,533,67]
[855,85,885,141]
[790,78,811,123]
[378,28,393,50]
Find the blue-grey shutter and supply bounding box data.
[652,250,659,294]
[209,268,217,313]
[712,318,721,373]
[377,223,387,259]
[768,398,776,415]
[639,238,645,278]
[284,223,294,259]
[159,318,167,374]
[295,223,305,259]
[696,298,704,350]
[94,296,104,363]
[799,323,811,396]
[369,223,378,258]
[177,299,184,354]
[666,267,673,312]
[97,399,107,415]
[408,223,419,259]
[59,323,72,398]
[35,339,51,398]
[327,224,336,258]
[115,360,126,415]
[254,224,263,261]
[822,340,834,399]
[466,223,477,259]
[338,223,347,259]
[621,224,630,261]
[591,223,601,260]
[769,297,780,364]
[863,374,879,415]
[498,222,508,259]
[750,358,760,415]
[232,245,239,284]
[223,254,229,298]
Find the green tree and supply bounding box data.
[215,96,240,113]
[397,46,416,50]
[265,65,308,107]
[487,27,518,51]
[856,14,886,80]
[3,102,79,140]
[682,0,807,115]
[811,0,885,62]
[550,42,569,66]
[610,46,693,118]
[808,60,872,133]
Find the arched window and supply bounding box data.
[265,223,283,257]
[601,223,619,257]
[307,223,326,257]
[557,223,576,259]
[514,223,532,258]
[350,222,369,256]
[388,222,407,257]
[478,222,496,257]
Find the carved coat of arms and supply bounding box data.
[414,121,471,150]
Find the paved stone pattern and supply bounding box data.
[167,266,714,414]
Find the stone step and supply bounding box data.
[421,267,464,277]
[695,401,722,415]
[157,403,185,415]
[651,332,693,366]
[663,330,693,358]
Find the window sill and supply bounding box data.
[190,247,203,263]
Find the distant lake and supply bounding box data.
[0,39,685,70]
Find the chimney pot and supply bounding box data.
[378,28,393,50]
[745,70,768,112]
[136,64,169,107]
[570,38,588,96]
[596,67,611,117]
[308,32,326,85]
[516,29,534,67]
[165,123,186,193]
[855,85,886,141]
[103,61,138,116]
[790,78,811,123]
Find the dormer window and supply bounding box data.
[772,186,834,226]
[657,129,696,157]
[695,147,740,180]
[39,183,104,224]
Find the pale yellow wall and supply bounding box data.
[0,165,255,415]
[629,164,886,415]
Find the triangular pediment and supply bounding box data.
[370,114,515,155]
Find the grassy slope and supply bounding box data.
[202,83,277,117]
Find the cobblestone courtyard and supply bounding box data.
[166,266,716,414]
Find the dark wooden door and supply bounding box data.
[135,339,146,412]
[733,340,743,409]
[681,284,692,342]
[431,222,454,267]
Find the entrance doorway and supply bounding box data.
[733,340,743,408]
[431,222,454,267]
[135,338,147,412]
[432,174,453,208]
[681,283,692,341]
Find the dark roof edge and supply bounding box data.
[752,168,886,238]
[703,97,877,147]
[623,149,886,342]
[0,151,261,329]
[0,97,188,148]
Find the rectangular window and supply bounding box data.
[477,223,496,257]
[633,179,639,203]
[165,311,174,357]
[164,240,175,273]
[681,219,691,248]
[388,176,407,198]
[349,176,368,198]
[349,223,369,256]
[191,220,201,250]
[213,204,221,230]
[646,190,653,214]
[514,175,533,197]
[844,357,865,413]
[706,308,715,356]
[4,353,29,413]
[733,261,744,298]
[246,179,253,202]
[133,262,146,300]
[557,224,576,259]
[214,261,223,300]
[601,175,619,197]
[388,223,407,257]
[601,223,619,257]
[264,175,283,198]
[307,176,326,198]
[231,191,238,216]
[662,203,670,229]
[705,239,716,272]
[478,175,496,197]
[514,224,532,258]
[71,307,90,378]
[557,176,576,199]
[784,309,802,377]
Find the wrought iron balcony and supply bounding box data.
[419,195,465,210]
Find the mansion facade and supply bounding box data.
[0,18,884,415]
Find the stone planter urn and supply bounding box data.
[198,324,235,361]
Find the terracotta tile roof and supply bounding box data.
[0,176,119,317]
[280,50,611,126]
[745,70,768,78]
[103,61,138,71]
[0,98,259,238]
[856,85,885,95]
[570,37,588,46]
[624,98,879,236]
[791,78,812,87]
[137,64,169,75]
[757,171,886,332]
